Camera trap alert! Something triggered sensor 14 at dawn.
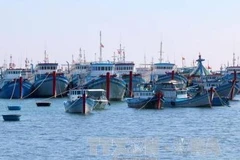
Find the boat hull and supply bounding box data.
[214,82,239,99]
[84,77,126,101]
[211,97,229,106]
[33,76,69,98]
[0,80,33,99]
[2,114,21,121]
[93,99,109,110]
[162,92,211,108]
[126,96,160,109]
[126,92,211,109]
[122,75,145,97]
[64,98,94,113]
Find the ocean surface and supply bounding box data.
[1,95,240,160]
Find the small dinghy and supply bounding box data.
[7,105,21,110]
[36,101,51,107]
[2,114,21,121]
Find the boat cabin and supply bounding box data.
[115,61,135,75]
[70,62,90,75]
[68,89,87,101]
[89,61,115,77]
[34,63,58,75]
[132,83,155,99]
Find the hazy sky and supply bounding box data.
[0,0,240,70]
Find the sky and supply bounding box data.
[0,0,240,70]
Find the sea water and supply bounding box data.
[1,95,240,160]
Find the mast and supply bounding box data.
[119,43,122,61]
[72,54,74,64]
[99,31,103,62]
[144,54,146,68]
[159,41,163,63]
[233,53,236,66]
[79,48,82,63]
[123,47,125,62]
[83,50,86,63]
[112,52,116,63]
[117,43,125,62]
[9,54,13,68]
[44,50,48,63]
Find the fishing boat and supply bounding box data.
[126,83,162,109]
[189,54,239,100]
[83,62,126,101]
[135,54,152,82]
[114,44,146,96]
[0,57,33,99]
[68,48,90,89]
[159,80,212,108]
[151,42,177,82]
[126,79,212,109]
[64,89,95,114]
[113,46,145,98]
[82,32,126,101]
[32,51,69,98]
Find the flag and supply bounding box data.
[182,57,185,60]
[117,49,121,54]
[100,43,104,48]
[207,66,211,69]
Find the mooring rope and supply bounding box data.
[10,79,17,100]
[214,90,230,107]
[22,72,51,99]
[138,94,160,110]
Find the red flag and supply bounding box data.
[117,49,121,54]
[100,43,104,48]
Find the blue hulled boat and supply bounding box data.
[158,80,211,108]
[68,62,90,89]
[114,57,145,97]
[32,53,69,98]
[126,83,162,109]
[83,61,126,101]
[0,68,33,99]
[189,54,239,101]
[68,49,91,89]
